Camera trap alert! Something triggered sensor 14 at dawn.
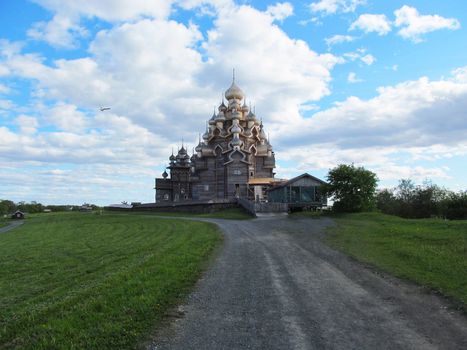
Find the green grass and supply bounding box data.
[116,207,253,220]
[0,218,9,228]
[0,212,222,349]
[197,207,253,220]
[326,212,467,308]
[288,210,324,219]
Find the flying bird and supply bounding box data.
[99,106,111,111]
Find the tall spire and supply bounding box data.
[232,68,235,83]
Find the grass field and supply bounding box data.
[112,207,253,220]
[327,212,467,308]
[0,212,221,349]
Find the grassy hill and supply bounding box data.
[327,212,467,309]
[0,212,221,349]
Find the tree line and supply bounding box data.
[376,179,467,220]
[323,164,466,220]
[0,200,99,215]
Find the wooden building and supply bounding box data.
[155,77,276,202]
[268,173,327,209]
[11,210,25,219]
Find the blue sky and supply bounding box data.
[0,0,466,205]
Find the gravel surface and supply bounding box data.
[150,216,467,350]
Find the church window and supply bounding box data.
[181,188,185,194]
[163,194,169,200]
[234,169,241,175]
[204,185,209,191]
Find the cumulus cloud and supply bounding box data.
[349,14,391,35]
[309,0,366,15]
[2,1,465,203]
[45,103,89,131]
[31,0,174,21]
[15,115,39,134]
[360,54,375,65]
[325,34,355,47]
[276,71,467,160]
[28,0,175,47]
[266,2,294,22]
[343,49,375,65]
[347,72,362,83]
[0,3,339,188]
[394,5,461,43]
[27,14,88,48]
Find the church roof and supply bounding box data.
[225,80,244,100]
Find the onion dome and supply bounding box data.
[231,123,242,134]
[209,110,216,125]
[242,99,249,112]
[229,98,240,110]
[202,130,210,141]
[267,143,273,151]
[247,110,256,121]
[162,170,168,179]
[231,108,241,120]
[231,134,242,147]
[259,126,267,140]
[195,142,203,153]
[218,100,227,112]
[169,154,175,161]
[225,80,244,100]
[215,110,226,121]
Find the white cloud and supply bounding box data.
[201,4,339,125]
[325,34,355,47]
[28,0,175,48]
[394,5,460,43]
[266,2,294,22]
[347,72,362,83]
[15,115,39,134]
[276,71,467,159]
[343,49,375,65]
[45,103,89,131]
[27,14,88,48]
[0,83,10,94]
[360,53,375,65]
[349,14,391,35]
[452,66,467,82]
[309,0,366,15]
[31,0,174,21]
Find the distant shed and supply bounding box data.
[268,173,327,208]
[11,210,25,219]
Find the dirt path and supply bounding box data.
[0,220,24,234]
[150,216,467,350]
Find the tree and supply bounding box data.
[323,164,378,212]
[0,200,16,215]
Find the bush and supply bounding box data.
[376,179,466,220]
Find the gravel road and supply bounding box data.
[150,216,467,350]
[0,220,24,234]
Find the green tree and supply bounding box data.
[0,200,16,215]
[323,164,378,212]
